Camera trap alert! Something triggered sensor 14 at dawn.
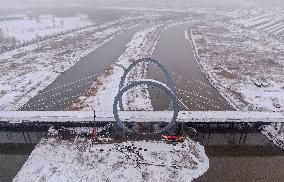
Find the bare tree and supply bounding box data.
[60,20,64,27]
[52,18,56,28]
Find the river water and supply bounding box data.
[148,24,284,181]
[0,145,35,182]
[20,26,144,111]
[195,129,284,181]
[2,19,145,181]
[148,24,234,111]
[0,130,46,181]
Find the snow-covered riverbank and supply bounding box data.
[188,10,284,112]
[0,15,154,111]
[14,135,209,181]
[70,25,166,111]
[187,8,284,148]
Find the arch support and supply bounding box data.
[118,58,174,111]
[113,79,179,134]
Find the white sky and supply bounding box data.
[0,0,284,9]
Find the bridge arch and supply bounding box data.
[118,58,174,111]
[113,79,179,134]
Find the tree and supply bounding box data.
[0,29,5,43]
[35,14,40,23]
[52,18,56,28]
[60,20,64,27]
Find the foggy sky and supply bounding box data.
[0,0,283,9]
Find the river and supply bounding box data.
[148,24,234,111]
[20,26,144,111]
[148,24,284,181]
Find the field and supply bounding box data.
[188,8,284,112]
[188,8,284,148]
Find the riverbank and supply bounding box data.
[149,23,234,111]
[187,9,284,148]
[70,25,165,111]
[0,14,156,111]
[13,128,209,181]
[188,9,284,112]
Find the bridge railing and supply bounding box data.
[0,111,283,134]
[0,111,283,122]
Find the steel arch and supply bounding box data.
[113,79,179,134]
[118,58,174,111]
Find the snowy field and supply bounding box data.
[262,123,284,149]
[14,136,209,182]
[187,8,284,148]
[189,8,284,113]
[234,9,284,40]
[0,13,93,43]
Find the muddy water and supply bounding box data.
[148,24,234,111]
[0,151,34,182]
[195,130,284,182]
[10,23,145,180]
[0,131,46,181]
[20,26,144,111]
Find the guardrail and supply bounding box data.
[0,110,283,123]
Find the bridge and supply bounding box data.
[0,110,283,123]
[0,58,283,134]
[0,110,283,131]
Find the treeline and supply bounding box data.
[0,23,96,54]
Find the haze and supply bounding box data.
[0,0,284,9]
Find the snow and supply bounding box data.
[4,8,284,181]
[188,9,284,112]
[73,25,166,111]
[234,9,284,38]
[186,8,284,145]
[14,136,209,182]
[262,124,284,149]
[0,15,152,111]
[1,110,282,124]
[241,82,284,112]
[0,14,93,42]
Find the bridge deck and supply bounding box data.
[0,111,283,123]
